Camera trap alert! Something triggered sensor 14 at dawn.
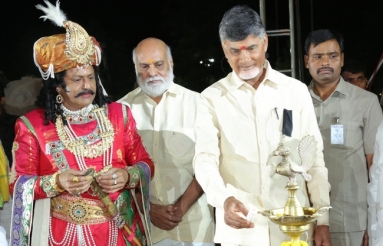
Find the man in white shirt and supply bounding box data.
[304,29,383,246]
[193,5,331,246]
[368,121,383,246]
[119,38,214,246]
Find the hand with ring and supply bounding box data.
[73,176,79,183]
[56,169,93,196]
[110,173,118,186]
[96,167,129,194]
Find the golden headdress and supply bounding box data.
[34,0,102,80]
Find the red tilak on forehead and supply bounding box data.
[240,45,246,50]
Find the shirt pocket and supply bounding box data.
[332,120,362,150]
[266,107,282,143]
[344,120,362,149]
[164,127,195,162]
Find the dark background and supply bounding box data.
[1,0,383,100]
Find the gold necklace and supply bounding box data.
[55,106,115,159]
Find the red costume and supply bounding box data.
[9,102,154,245]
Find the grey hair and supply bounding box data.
[132,45,173,65]
[219,5,265,42]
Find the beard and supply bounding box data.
[238,66,261,80]
[137,69,174,98]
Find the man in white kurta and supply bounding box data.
[193,5,331,246]
[119,38,214,246]
[368,121,383,246]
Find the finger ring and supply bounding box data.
[114,179,117,185]
[112,173,117,179]
[72,176,79,183]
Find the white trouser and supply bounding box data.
[0,226,7,246]
[0,199,12,242]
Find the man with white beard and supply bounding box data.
[193,5,331,246]
[118,38,215,246]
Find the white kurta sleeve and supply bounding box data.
[368,121,383,246]
[193,94,233,209]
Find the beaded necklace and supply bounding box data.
[60,103,94,117]
[56,104,115,170]
[53,104,117,245]
[48,218,118,246]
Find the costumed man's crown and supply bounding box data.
[34,0,102,80]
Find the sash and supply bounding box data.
[131,162,152,246]
[9,175,38,246]
[111,162,152,246]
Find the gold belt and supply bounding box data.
[51,194,113,225]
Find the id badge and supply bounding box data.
[331,117,344,145]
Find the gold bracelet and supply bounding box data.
[52,172,65,193]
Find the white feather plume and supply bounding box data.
[298,135,317,171]
[35,0,67,27]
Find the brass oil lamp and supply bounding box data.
[258,135,331,246]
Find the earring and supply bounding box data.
[56,87,63,104]
[56,94,63,104]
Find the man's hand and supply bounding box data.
[223,196,254,229]
[150,203,182,230]
[172,199,186,219]
[96,167,130,193]
[314,225,331,246]
[363,230,368,246]
[57,169,92,195]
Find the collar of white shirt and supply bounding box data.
[227,60,288,93]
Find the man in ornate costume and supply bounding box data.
[8,1,154,245]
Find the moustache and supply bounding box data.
[75,90,95,98]
[146,76,165,83]
[317,67,334,74]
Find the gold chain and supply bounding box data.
[55,107,115,158]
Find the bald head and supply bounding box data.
[133,38,174,100]
[132,38,173,67]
